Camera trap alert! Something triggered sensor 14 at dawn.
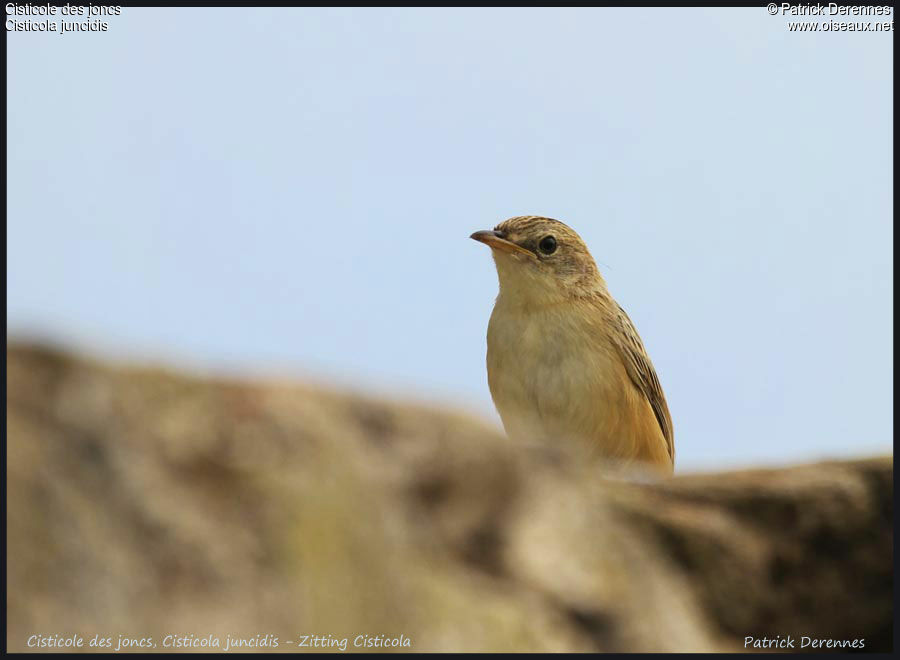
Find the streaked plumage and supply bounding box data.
[472,216,674,474]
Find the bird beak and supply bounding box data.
[470,230,535,258]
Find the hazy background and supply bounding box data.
[7,8,892,470]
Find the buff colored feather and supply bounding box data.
[472,216,674,475]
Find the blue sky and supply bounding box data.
[7,8,893,470]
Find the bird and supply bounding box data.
[470,215,674,475]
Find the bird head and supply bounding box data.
[470,216,605,304]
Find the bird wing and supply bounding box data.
[609,302,675,464]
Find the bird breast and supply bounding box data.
[486,300,622,449]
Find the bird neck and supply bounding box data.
[494,265,610,311]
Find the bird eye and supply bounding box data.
[538,235,557,255]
